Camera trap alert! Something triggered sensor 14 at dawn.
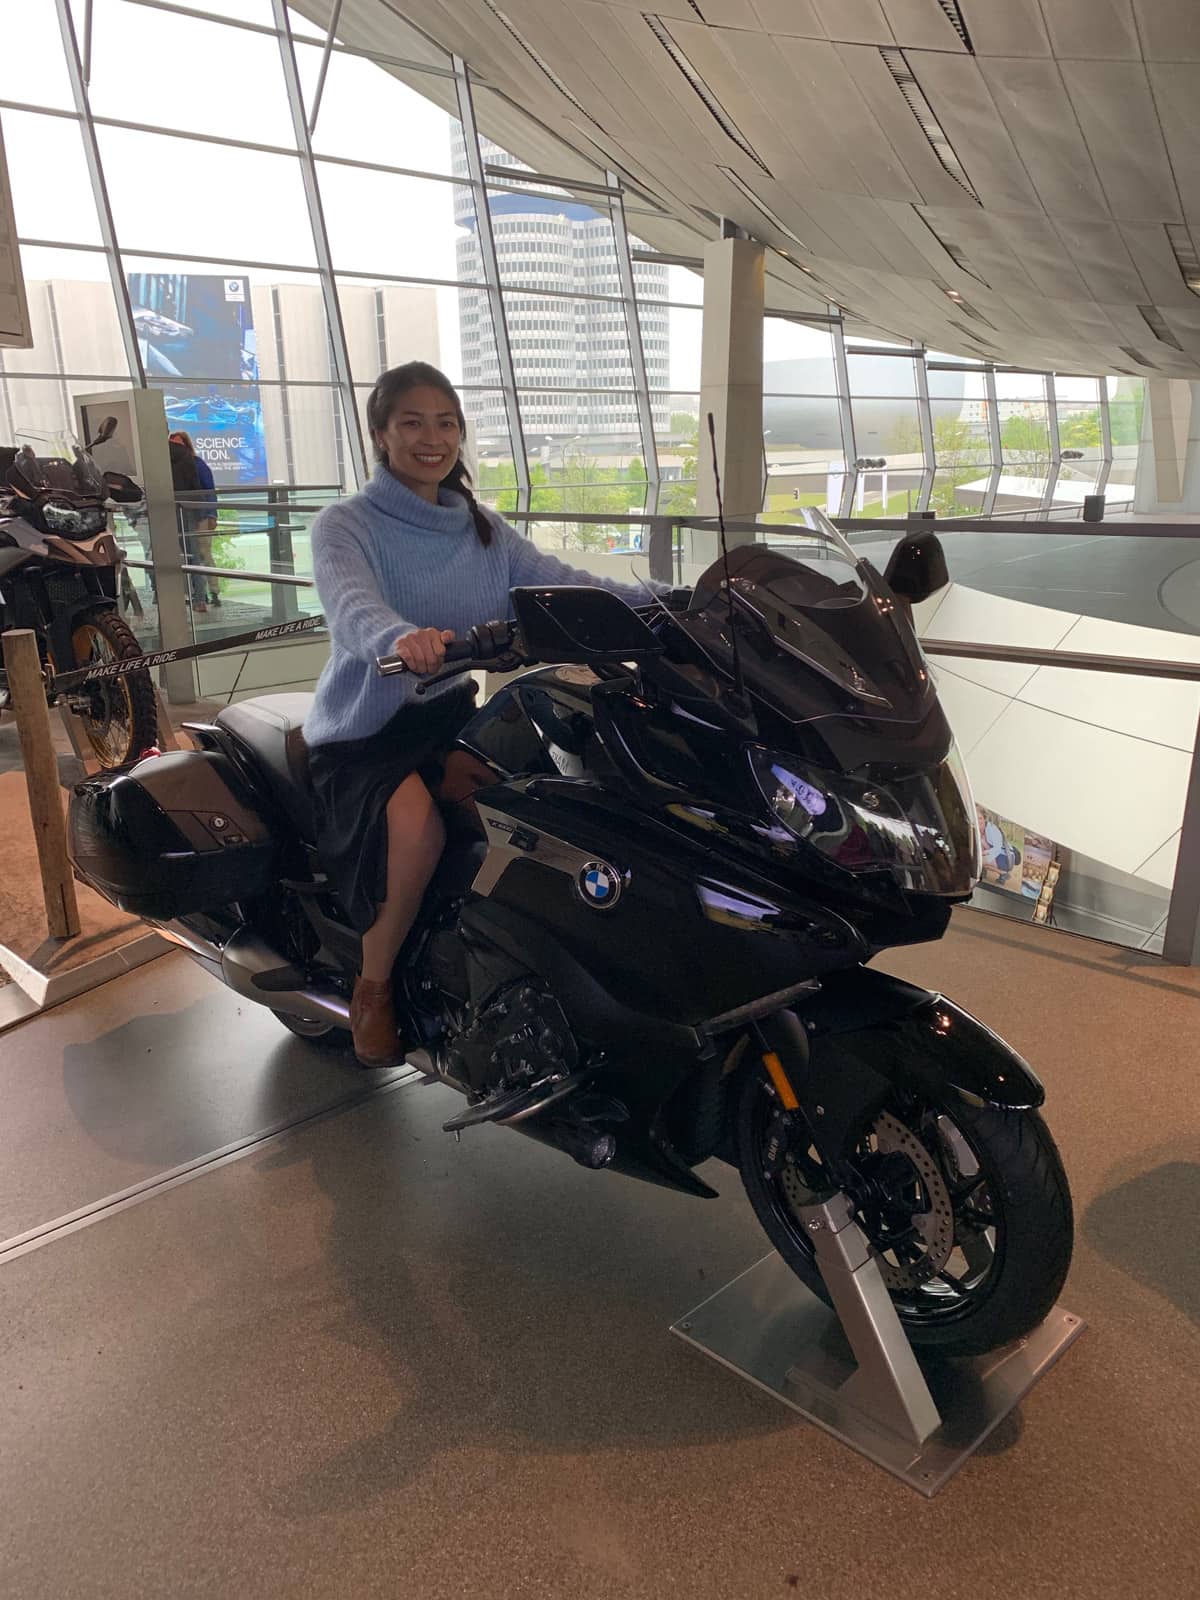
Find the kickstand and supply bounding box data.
[791,1190,940,1445]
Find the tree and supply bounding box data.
[928,415,989,516]
[999,412,1051,467]
[1058,407,1102,452]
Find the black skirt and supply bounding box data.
[308,682,478,933]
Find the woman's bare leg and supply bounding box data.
[359,774,445,982]
[434,750,496,830]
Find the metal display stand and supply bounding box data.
[672,1192,1084,1496]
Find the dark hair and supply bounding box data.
[168,429,197,457]
[169,437,201,493]
[366,360,492,547]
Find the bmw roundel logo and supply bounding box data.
[577,860,624,909]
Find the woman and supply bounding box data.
[168,431,220,609]
[307,361,660,1067]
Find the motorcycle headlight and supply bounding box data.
[41,500,106,535]
[749,745,980,896]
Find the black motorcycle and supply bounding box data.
[68,523,1073,1358]
[1,430,154,768]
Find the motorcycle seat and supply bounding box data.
[216,693,316,841]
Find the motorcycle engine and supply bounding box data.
[443,982,578,1097]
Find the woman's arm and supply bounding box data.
[494,516,668,609]
[312,508,418,663]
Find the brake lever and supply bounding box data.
[412,649,530,696]
[413,660,483,697]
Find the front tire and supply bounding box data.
[734,1058,1073,1358]
[68,609,158,768]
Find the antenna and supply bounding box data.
[706,411,747,704]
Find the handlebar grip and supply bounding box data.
[375,636,475,678]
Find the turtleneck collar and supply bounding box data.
[361,464,472,532]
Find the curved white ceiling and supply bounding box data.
[300,0,1200,378]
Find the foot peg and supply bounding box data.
[442,1068,589,1133]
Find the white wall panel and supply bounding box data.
[963,699,1190,881]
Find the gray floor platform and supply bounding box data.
[1,927,1198,1598]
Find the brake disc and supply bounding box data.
[777,1110,957,1290]
[869,1111,956,1289]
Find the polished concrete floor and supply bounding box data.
[0,915,1197,1599]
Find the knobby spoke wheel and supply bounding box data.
[68,611,158,768]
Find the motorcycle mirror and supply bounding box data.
[93,415,119,446]
[511,586,663,664]
[883,531,948,606]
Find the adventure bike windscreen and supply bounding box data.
[8,432,109,537]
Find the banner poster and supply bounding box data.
[126,272,266,485]
[976,804,1056,901]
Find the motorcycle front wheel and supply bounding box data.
[734,1058,1073,1358]
[68,610,158,768]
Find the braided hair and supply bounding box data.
[366,360,493,547]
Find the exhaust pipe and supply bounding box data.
[152,919,351,1029]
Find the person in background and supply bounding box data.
[168,431,220,608]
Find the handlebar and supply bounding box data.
[375,618,518,683]
[376,637,477,677]
[373,591,692,685]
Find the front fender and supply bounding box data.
[793,966,1044,1155]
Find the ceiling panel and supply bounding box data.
[833,44,981,211]
[906,52,1043,214]
[1051,216,1147,303]
[747,1,825,38]
[332,0,1200,375]
[1131,1,1200,61]
[1059,62,1181,223]
[1039,0,1140,61]
[878,0,972,52]
[979,58,1109,220]
[808,0,892,47]
[956,0,1051,58]
[1119,223,1200,310]
[665,22,836,197]
[1146,64,1200,225]
[768,39,884,198]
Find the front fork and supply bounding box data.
[751,1012,852,1191]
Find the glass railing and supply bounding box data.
[122,500,1200,966]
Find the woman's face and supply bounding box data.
[375,384,462,493]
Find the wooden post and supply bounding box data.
[2,629,81,940]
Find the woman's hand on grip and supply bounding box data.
[393,627,454,675]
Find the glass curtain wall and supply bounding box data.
[0,0,1141,554]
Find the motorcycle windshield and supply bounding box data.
[680,528,933,731]
[12,432,106,499]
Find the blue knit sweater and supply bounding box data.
[305,466,661,747]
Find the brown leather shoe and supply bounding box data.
[350,977,405,1068]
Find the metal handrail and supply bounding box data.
[122,556,1200,683]
[923,639,1200,681]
